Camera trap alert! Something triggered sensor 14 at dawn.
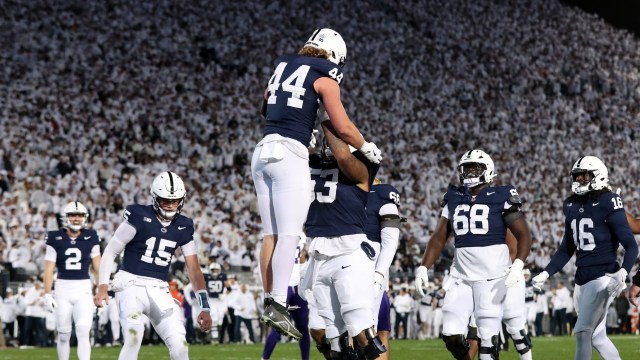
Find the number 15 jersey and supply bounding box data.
[120,204,195,281]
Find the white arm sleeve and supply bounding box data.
[180,240,197,257]
[91,244,101,258]
[99,222,137,285]
[44,245,57,262]
[375,203,400,275]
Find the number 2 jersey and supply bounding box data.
[120,204,195,281]
[45,229,100,280]
[443,184,522,281]
[544,190,637,285]
[264,54,343,147]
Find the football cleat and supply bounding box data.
[260,298,302,340]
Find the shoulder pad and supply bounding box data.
[376,184,401,207]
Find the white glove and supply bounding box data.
[605,268,628,297]
[504,259,524,288]
[414,266,429,297]
[309,129,319,148]
[532,271,549,291]
[359,141,382,164]
[373,272,385,299]
[43,293,57,313]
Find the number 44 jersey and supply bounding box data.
[442,184,522,281]
[46,229,100,280]
[120,204,194,281]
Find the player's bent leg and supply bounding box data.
[442,334,472,360]
[75,324,92,360]
[56,331,72,360]
[116,290,146,360]
[478,335,500,360]
[153,309,189,360]
[591,319,621,360]
[504,323,532,360]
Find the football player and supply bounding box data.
[43,201,101,360]
[301,120,386,359]
[94,171,212,360]
[261,237,310,360]
[625,212,640,306]
[414,149,533,360]
[532,156,638,360]
[204,262,228,342]
[252,28,382,340]
[366,178,402,360]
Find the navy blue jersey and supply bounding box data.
[443,185,521,248]
[305,152,379,237]
[365,184,401,243]
[264,54,343,146]
[545,191,638,285]
[204,273,228,299]
[120,205,195,281]
[421,292,434,306]
[46,229,100,280]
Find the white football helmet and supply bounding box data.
[150,171,186,221]
[457,149,495,188]
[62,201,89,231]
[305,28,347,67]
[571,156,608,195]
[209,262,221,277]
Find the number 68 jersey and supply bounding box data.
[120,204,195,281]
[442,184,522,281]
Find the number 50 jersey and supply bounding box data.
[442,184,522,281]
[120,204,195,281]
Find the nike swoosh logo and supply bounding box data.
[178,226,186,230]
[341,265,351,269]
[487,192,495,195]
[84,236,91,240]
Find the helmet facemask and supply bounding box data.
[150,172,187,221]
[62,201,89,231]
[570,156,608,195]
[458,162,489,188]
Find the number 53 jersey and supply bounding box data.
[120,204,195,281]
[442,184,522,281]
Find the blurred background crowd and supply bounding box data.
[0,0,639,347]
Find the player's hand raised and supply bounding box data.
[359,141,382,164]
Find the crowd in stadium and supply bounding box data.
[1,0,640,352]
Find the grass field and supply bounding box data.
[2,336,640,359]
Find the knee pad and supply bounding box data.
[166,334,189,360]
[316,334,332,360]
[358,327,386,360]
[467,325,479,341]
[442,334,470,360]
[58,331,72,343]
[508,328,532,355]
[337,332,358,360]
[478,335,500,359]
